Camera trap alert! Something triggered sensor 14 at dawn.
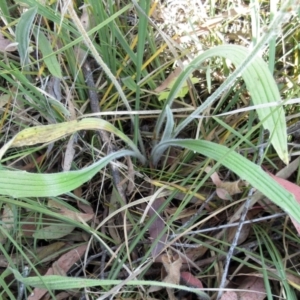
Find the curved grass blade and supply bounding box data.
[152,139,300,224]
[154,45,288,164]
[33,28,62,78]
[0,150,136,197]
[15,6,37,67]
[12,271,210,300]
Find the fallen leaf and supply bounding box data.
[238,276,266,300]
[28,244,87,300]
[162,255,182,300]
[180,271,203,288]
[0,94,11,108]
[220,291,238,300]
[154,67,182,93]
[147,197,168,257]
[48,199,94,222]
[0,32,17,52]
[205,166,245,200]
[227,223,251,245]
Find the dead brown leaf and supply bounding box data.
[47,199,94,223]
[154,67,183,93]
[147,197,168,257]
[28,244,88,300]
[205,166,245,200]
[227,223,251,245]
[180,271,203,288]
[162,255,182,300]
[221,276,266,300]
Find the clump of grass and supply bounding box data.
[0,0,300,300]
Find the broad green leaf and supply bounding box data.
[0,150,136,198]
[155,45,288,164]
[0,118,145,164]
[152,139,300,224]
[34,28,62,78]
[15,6,37,66]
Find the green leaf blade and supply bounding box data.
[34,29,62,78]
[0,150,135,197]
[15,6,38,67]
[153,139,299,224]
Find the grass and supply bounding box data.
[0,0,300,299]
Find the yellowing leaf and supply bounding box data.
[0,118,145,164]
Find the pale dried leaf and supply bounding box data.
[154,67,182,93]
[0,94,11,108]
[80,5,90,30]
[48,199,94,222]
[220,291,238,300]
[218,180,242,194]
[205,166,244,200]
[28,244,87,300]
[162,255,182,284]
[63,135,76,171]
[46,76,61,101]
[36,242,66,262]
[238,276,266,300]
[162,255,182,300]
[0,32,17,52]
[147,197,168,257]
[126,156,135,195]
[205,166,222,186]
[55,243,88,273]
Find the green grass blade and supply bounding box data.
[33,28,62,78]
[152,139,300,224]
[11,271,210,299]
[133,0,150,147]
[0,0,11,23]
[15,6,37,67]
[160,105,174,142]
[0,150,135,197]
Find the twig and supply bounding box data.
[81,61,127,203]
[216,187,255,299]
[217,116,267,299]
